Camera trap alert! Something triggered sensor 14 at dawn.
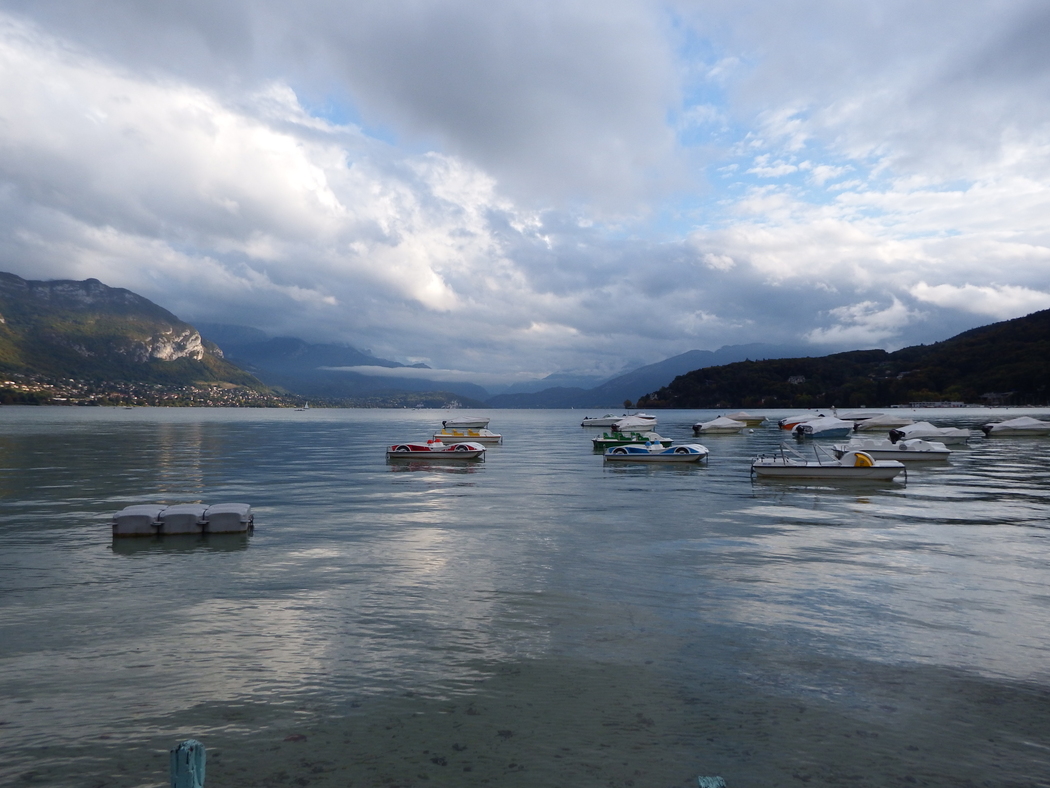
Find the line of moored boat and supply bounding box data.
[578,410,1050,479]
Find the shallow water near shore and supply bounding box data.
[1,406,1049,787]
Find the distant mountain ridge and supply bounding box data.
[197,323,488,403]
[485,344,817,407]
[640,308,1050,408]
[0,272,262,388]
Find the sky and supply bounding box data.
[1,0,1049,382]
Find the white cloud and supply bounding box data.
[3,3,1050,380]
[806,298,923,346]
[746,154,798,178]
[910,282,1050,319]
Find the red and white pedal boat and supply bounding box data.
[386,439,486,460]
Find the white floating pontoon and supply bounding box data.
[203,503,255,533]
[112,503,254,537]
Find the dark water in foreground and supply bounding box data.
[1,406,1048,788]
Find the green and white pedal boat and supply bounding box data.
[591,430,672,450]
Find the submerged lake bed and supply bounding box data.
[1,406,1048,787]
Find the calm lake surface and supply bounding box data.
[1,406,1049,788]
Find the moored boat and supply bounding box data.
[581,413,627,427]
[693,416,747,435]
[387,440,486,459]
[724,411,767,427]
[980,416,1050,436]
[792,416,854,439]
[603,443,709,463]
[777,412,825,430]
[613,413,658,431]
[854,413,915,431]
[888,421,971,445]
[441,416,491,430]
[832,437,950,462]
[433,428,503,444]
[592,431,672,450]
[751,444,905,480]
[833,410,884,423]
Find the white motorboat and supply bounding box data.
[441,416,490,429]
[433,428,503,445]
[388,440,486,459]
[725,411,767,427]
[854,413,915,431]
[604,443,709,463]
[888,421,971,445]
[834,410,884,423]
[833,437,950,462]
[791,416,855,439]
[777,412,825,430]
[693,416,747,435]
[581,413,628,427]
[980,416,1050,436]
[613,413,658,431]
[751,444,905,480]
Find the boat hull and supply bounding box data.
[604,452,706,463]
[751,462,904,480]
[388,449,485,460]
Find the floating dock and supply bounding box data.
[112,503,253,537]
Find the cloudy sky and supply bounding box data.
[2,1,1049,381]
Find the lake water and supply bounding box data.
[1,406,1049,788]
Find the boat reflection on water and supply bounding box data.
[110,532,252,556]
[386,459,483,474]
[602,462,707,477]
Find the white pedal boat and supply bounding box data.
[832,437,950,462]
[581,413,628,427]
[433,428,503,444]
[693,416,747,435]
[751,445,905,480]
[980,416,1050,436]
[888,421,971,445]
[603,443,709,463]
[387,440,486,459]
[613,413,658,431]
[791,416,855,439]
[441,416,490,430]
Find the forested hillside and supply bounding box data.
[638,309,1050,409]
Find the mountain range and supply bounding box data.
[6,271,1045,409]
[639,307,1050,409]
[195,323,489,403]
[0,272,261,389]
[485,344,818,408]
